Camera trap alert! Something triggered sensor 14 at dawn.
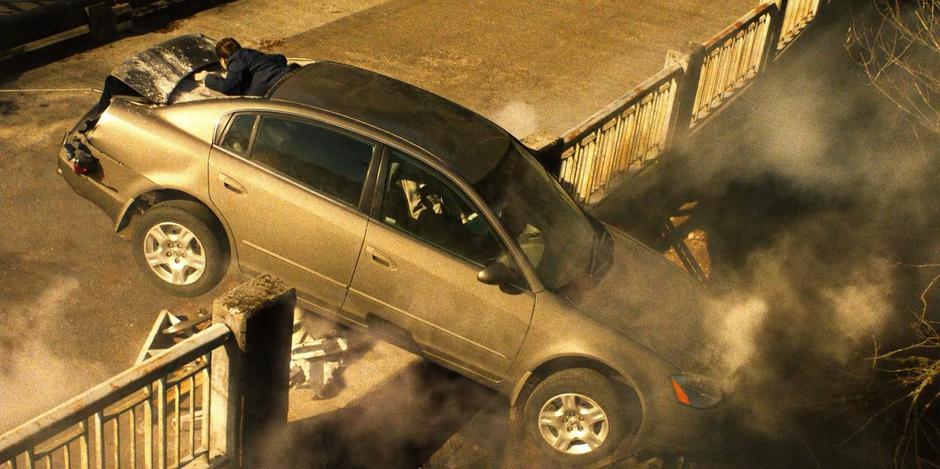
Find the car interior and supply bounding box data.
[382,153,501,267]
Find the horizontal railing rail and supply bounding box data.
[690,2,777,126]
[557,64,684,205]
[536,0,834,206]
[0,323,232,469]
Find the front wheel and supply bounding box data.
[522,368,632,465]
[132,200,229,297]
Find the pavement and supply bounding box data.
[272,0,757,146]
[0,0,396,431]
[0,0,788,462]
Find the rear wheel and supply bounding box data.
[132,200,229,297]
[522,368,631,465]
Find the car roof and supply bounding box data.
[268,61,512,183]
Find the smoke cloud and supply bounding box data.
[0,277,110,431]
[645,8,940,464]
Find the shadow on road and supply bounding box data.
[263,360,493,468]
[0,0,231,88]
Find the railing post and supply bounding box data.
[209,274,295,468]
[666,43,707,138]
[766,0,787,65]
[208,328,238,465]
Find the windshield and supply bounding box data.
[474,142,599,290]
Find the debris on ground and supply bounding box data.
[289,308,349,399]
[136,308,211,364]
[138,305,351,399]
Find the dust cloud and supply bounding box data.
[0,276,109,431]
[644,5,940,464]
[257,355,494,468]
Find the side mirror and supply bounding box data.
[477,261,516,285]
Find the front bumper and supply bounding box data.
[633,383,728,454]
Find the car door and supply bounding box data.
[344,148,535,381]
[208,113,378,315]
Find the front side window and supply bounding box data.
[380,151,503,267]
[250,115,374,206]
[474,142,599,290]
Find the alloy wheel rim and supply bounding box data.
[538,392,610,455]
[143,222,206,286]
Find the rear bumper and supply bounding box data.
[57,144,125,225]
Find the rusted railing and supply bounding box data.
[558,65,682,205]
[544,0,827,206]
[0,324,231,469]
[690,3,777,126]
[779,0,821,50]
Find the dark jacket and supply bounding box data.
[205,48,293,97]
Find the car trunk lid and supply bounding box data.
[109,33,218,104]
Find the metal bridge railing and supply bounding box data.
[691,3,777,126]
[540,0,829,206]
[558,65,682,205]
[0,324,231,469]
[0,275,296,469]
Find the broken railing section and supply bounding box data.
[532,0,829,206]
[0,275,296,469]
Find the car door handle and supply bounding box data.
[218,173,246,194]
[365,246,397,270]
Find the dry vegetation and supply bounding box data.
[848,0,939,137]
[869,268,940,467]
[847,1,939,466]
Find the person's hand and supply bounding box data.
[193,71,209,83]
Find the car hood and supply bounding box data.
[110,34,218,104]
[562,228,717,372]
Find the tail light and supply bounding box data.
[64,142,99,175]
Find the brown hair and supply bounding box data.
[215,37,241,61]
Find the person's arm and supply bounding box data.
[205,58,248,95]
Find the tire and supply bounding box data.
[132,200,229,297]
[522,368,631,466]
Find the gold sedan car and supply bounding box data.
[59,35,725,464]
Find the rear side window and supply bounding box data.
[250,116,374,206]
[220,114,256,156]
